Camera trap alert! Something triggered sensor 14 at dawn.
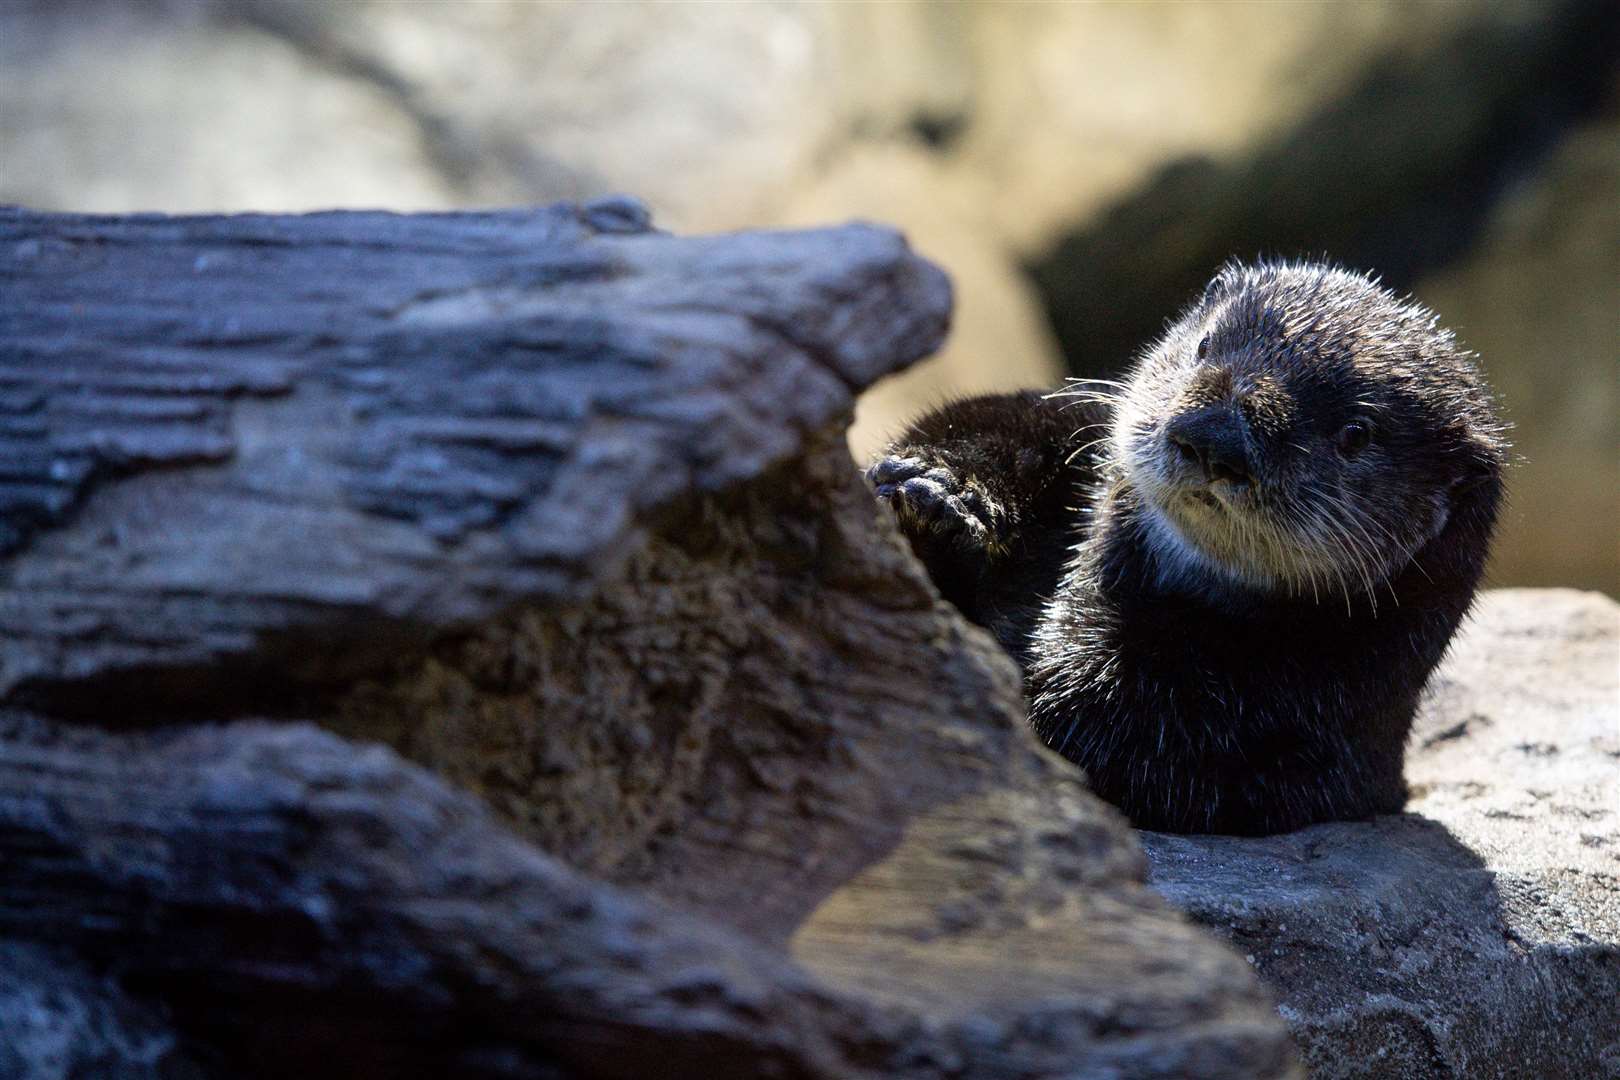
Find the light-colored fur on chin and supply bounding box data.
[1123,439,1380,606]
[1136,497,1279,599]
[1116,423,1274,598]
[1113,395,1440,609]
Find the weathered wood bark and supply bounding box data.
[0,717,905,1079]
[0,200,952,713]
[0,204,1299,1078]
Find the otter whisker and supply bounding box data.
[1295,481,1385,612]
[1063,432,1115,466]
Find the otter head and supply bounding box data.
[1109,261,1506,602]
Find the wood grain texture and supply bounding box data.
[0,204,1299,1079]
[0,200,950,709]
[0,712,1298,1080]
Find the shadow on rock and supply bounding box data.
[1141,810,1618,1080]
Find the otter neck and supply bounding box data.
[1090,481,1300,612]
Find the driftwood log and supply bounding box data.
[0,203,1298,1078]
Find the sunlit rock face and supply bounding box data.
[1143,588,1620,1080]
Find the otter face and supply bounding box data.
[1110,261,1504,603]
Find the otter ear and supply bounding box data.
[1448,463,1495,498]
[1446,426,1505,498]
[1201,262,1244,307]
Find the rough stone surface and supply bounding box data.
[0,206,1300,1079]
[331,431,1066,942]
[0,717,898,1079]
[1142,588,1620,1079]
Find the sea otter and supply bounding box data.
[869,261,1506,835]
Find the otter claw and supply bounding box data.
[868,455,994,548]
[868,455,933,487]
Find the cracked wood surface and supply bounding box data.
[0,204,1300,1078]
[0,201,950,710]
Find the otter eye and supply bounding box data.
[1337,420,1372,457]
[1196,335,1210,360]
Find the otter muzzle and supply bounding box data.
[1166,406,1251,487]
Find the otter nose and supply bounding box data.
[1166,406,1251,486]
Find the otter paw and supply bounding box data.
[867,454,998,552]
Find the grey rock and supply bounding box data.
[1143,588,1620,1078]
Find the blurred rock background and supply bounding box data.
[2,0,1614,593]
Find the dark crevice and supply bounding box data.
[7,615,444,727]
